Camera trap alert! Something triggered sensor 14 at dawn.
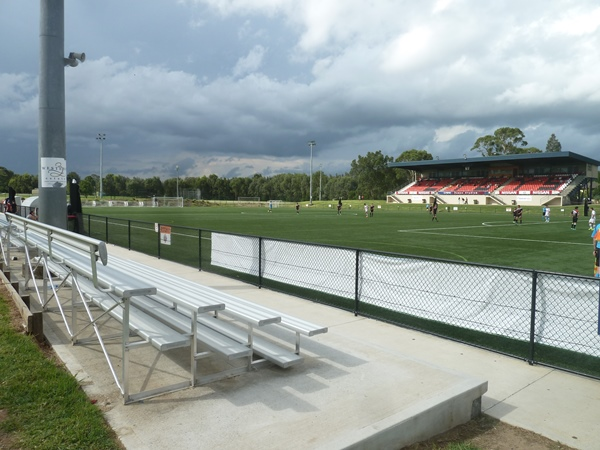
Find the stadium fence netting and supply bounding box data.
[83,213,600,380]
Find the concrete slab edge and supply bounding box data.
[323,378,488,450]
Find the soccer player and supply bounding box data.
[589,207,596,230]
[431,199,438,222]
[295,203,300,214]
[513,205,523,224]
[571,206,579,230]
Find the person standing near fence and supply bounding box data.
[593,221,600,277]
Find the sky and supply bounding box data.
[1,0,600,181]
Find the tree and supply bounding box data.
[324,174,357,200]
[471,127,528,156]
[80,175,96,197]
[126,177,147,197]
[144,176,164,197]
[546,134,562,152]
[8,173,37,194]
[0,166,15,193]
[102,174,127,197]
[350,150,397,199]
[519,147,542,154]
[396,149,433,162]
[395,149,433,185]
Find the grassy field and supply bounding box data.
[84,201,595,277]
[0,293,121,450]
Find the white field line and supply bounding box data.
[398,221,590,247]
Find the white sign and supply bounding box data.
[40,158,67,188]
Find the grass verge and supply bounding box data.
[0,290,122,450]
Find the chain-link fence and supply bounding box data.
[84,213,600,379]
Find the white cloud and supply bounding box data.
[380,27,433,73]
[232,45,267,77]
[550,7,600,36]
[434,125,481,143]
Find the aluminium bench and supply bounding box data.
[111,256,328,355]
[15,221,287,389]
[110,256,304,368]
[6,214,211,402]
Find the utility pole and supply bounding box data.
[319,164,322,201]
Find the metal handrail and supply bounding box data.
[5,213,108,286]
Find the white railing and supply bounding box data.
[5,213,108,287]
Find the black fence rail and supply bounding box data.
[84,213,600,379]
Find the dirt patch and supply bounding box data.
[0,408,17,450]
[402,414,577,450]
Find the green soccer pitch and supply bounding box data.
[84,202,595,277]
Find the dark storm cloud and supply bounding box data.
[1,0,600,181]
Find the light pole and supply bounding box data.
[308,140,316,205]
[319,164,322,201]
[38,2,85,228]
[96,133,105,199]
[176,165,179,198]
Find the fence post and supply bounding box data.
[528,270,538,365]
[354,249,360,316]
[198,229,202,271]
[258,236,263,289]
[104,216,109,242]
[157,223,161,259]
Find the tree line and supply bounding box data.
[0,149,430,202]
[2,128,594,201]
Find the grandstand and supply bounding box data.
[388,151,599,207]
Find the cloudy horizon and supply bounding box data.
[1,0,600,181]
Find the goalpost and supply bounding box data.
[152,196,184,207]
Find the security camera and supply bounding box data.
[64,52,86,67]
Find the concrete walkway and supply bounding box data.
[37,244,600,449]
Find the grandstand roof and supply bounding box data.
[388,151,600,171]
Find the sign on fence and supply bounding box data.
[157,224,171,245]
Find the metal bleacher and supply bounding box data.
[1,213,327,404]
